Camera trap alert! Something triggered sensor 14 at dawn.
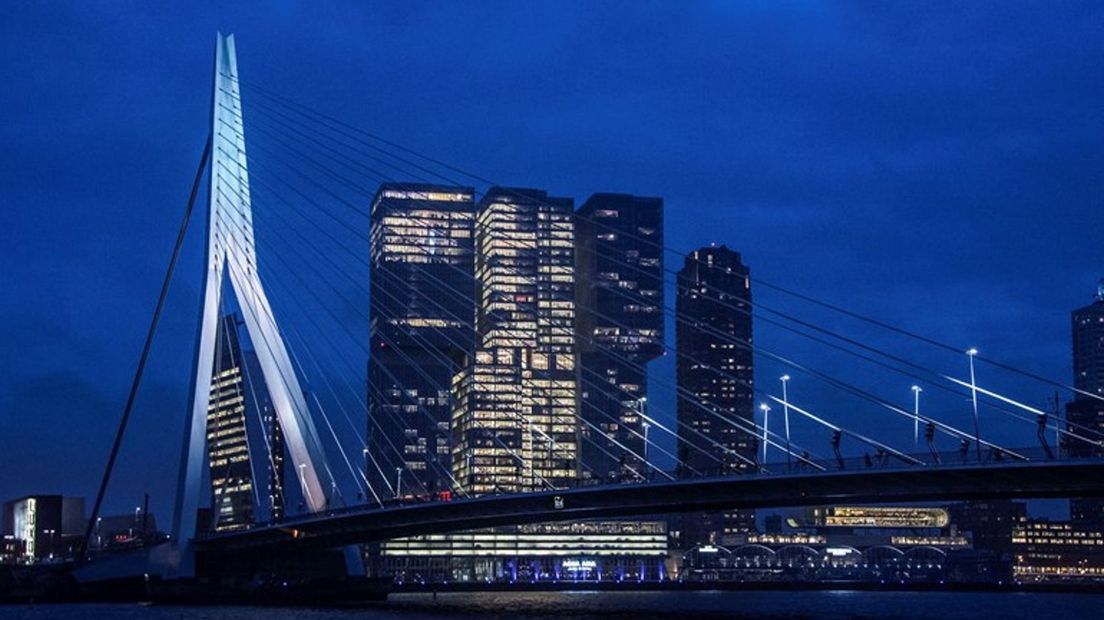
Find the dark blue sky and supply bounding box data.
[1,2,1101,521]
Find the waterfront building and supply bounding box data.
[675,245,756,543]
[206,313,285,530]
[451,187,579,495]
[796,506,951,529]
[92,512,157,549]
[946,500,1026,556]
[1012,519,1104,582]
[785,505,968,551]
[1066,280,1104,526]
[0,537,25,565]
[367,184,477,499]
[680,504,970,583]
[377,520,668,583]
[575,193,664,482]
[0,495,84,561]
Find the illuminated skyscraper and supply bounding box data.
[575,193,664,482]
[452,187,579,495]
[367,184,476,498]
[1066,280,1104,526]
[207,313,285,531]
[676,246,756,542]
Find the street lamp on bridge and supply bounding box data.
[966,348,981,461]
[759,403,771,464]
[911,385,923,449]
[780,375,792,472]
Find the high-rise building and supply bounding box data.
[367,184,476,499]
[1066,281,1104,526]
[452,187,579,495]
[675,246,756,542]
[575,193,664,482]
[1012,519,1104,582]
[207,313,284,531]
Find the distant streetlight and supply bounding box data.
[636,397,650,465]
[298,463,309,509]
[759,403,771,464]
[967,348,981,460]
[362,448,370,497]
[911,386,923,449]
[780,375,793,471]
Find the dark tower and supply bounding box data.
[676,246,756,543]
[1066,280,1104,526]
[575,193,664,482]
[367,184,476,499]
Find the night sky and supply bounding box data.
[2,2,1102,523]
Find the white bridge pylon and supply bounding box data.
[173,33,330,551]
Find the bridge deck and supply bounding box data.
[194,457,1104,553]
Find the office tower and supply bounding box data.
[1066,280,1104,526]
[676,246,756,542]
[367,184,476,499]
[452,187,579,495]
[1012,519,1104,582]
[575,193,664,482]
[207,313,284,530]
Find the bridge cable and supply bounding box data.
[224,75,1104,406]
[79,136,211,561]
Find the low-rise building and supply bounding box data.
[1,495,85,562]
[375,520,668,583]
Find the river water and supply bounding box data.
[0,591,1099,619]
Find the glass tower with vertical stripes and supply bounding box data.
[452,187,580,495]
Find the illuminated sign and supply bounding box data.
[562,559,597,571]
[13,498,36,559]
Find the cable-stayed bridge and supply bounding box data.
[73,33,1104,590]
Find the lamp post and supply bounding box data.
[759,403,771,464]
[911,385,923,449]
[967,348,981,461]
[780,375,792,471]
[395,466,404,499]
[298,463,309,510]
[44,529,56,560]
[636,397,649,466]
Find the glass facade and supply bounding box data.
[367,184,476,498]
[675,246,756,542]
[575,193,664,482]
[378,521,668,583]
[1013,520,1104,581]
[206,313,284,530]
[452,187,579,495]
[801,506,951,529]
